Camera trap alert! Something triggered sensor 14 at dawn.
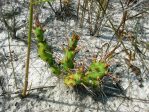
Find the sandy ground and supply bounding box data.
[0,0,149,112]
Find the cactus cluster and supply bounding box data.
[64,61,108,88]
[33,19,109,89]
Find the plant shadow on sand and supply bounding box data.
[73,76,126,104]
[24,77,125,104]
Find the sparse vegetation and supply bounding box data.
[0,0,149,111]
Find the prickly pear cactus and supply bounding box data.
[61,50,75,71]
[33,20,61,75]
[83,61,108,87]
[61,32,80,71]
[64,72,82,87]
[64,61,109,88]
[37,42,54,65]
[33,17,111,90]
[34,27,45,42]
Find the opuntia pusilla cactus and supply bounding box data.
[33,18,61,75]
[64,61,109,88]
[61,32,80,71]
[33,16,111,90]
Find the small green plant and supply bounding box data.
[61,32,80,71]
[33,18,61,75]
[33,17,81,76]
[64,60,109,88]
[33,17,113,91]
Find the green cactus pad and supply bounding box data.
[64,73,82,86]
[64,61,108,88]
[61,50,75,70]
[61,32,80,71]
[33,24,61,75]
[87,62,108,79]
[37,42,54,65]
[34,27,44,42]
